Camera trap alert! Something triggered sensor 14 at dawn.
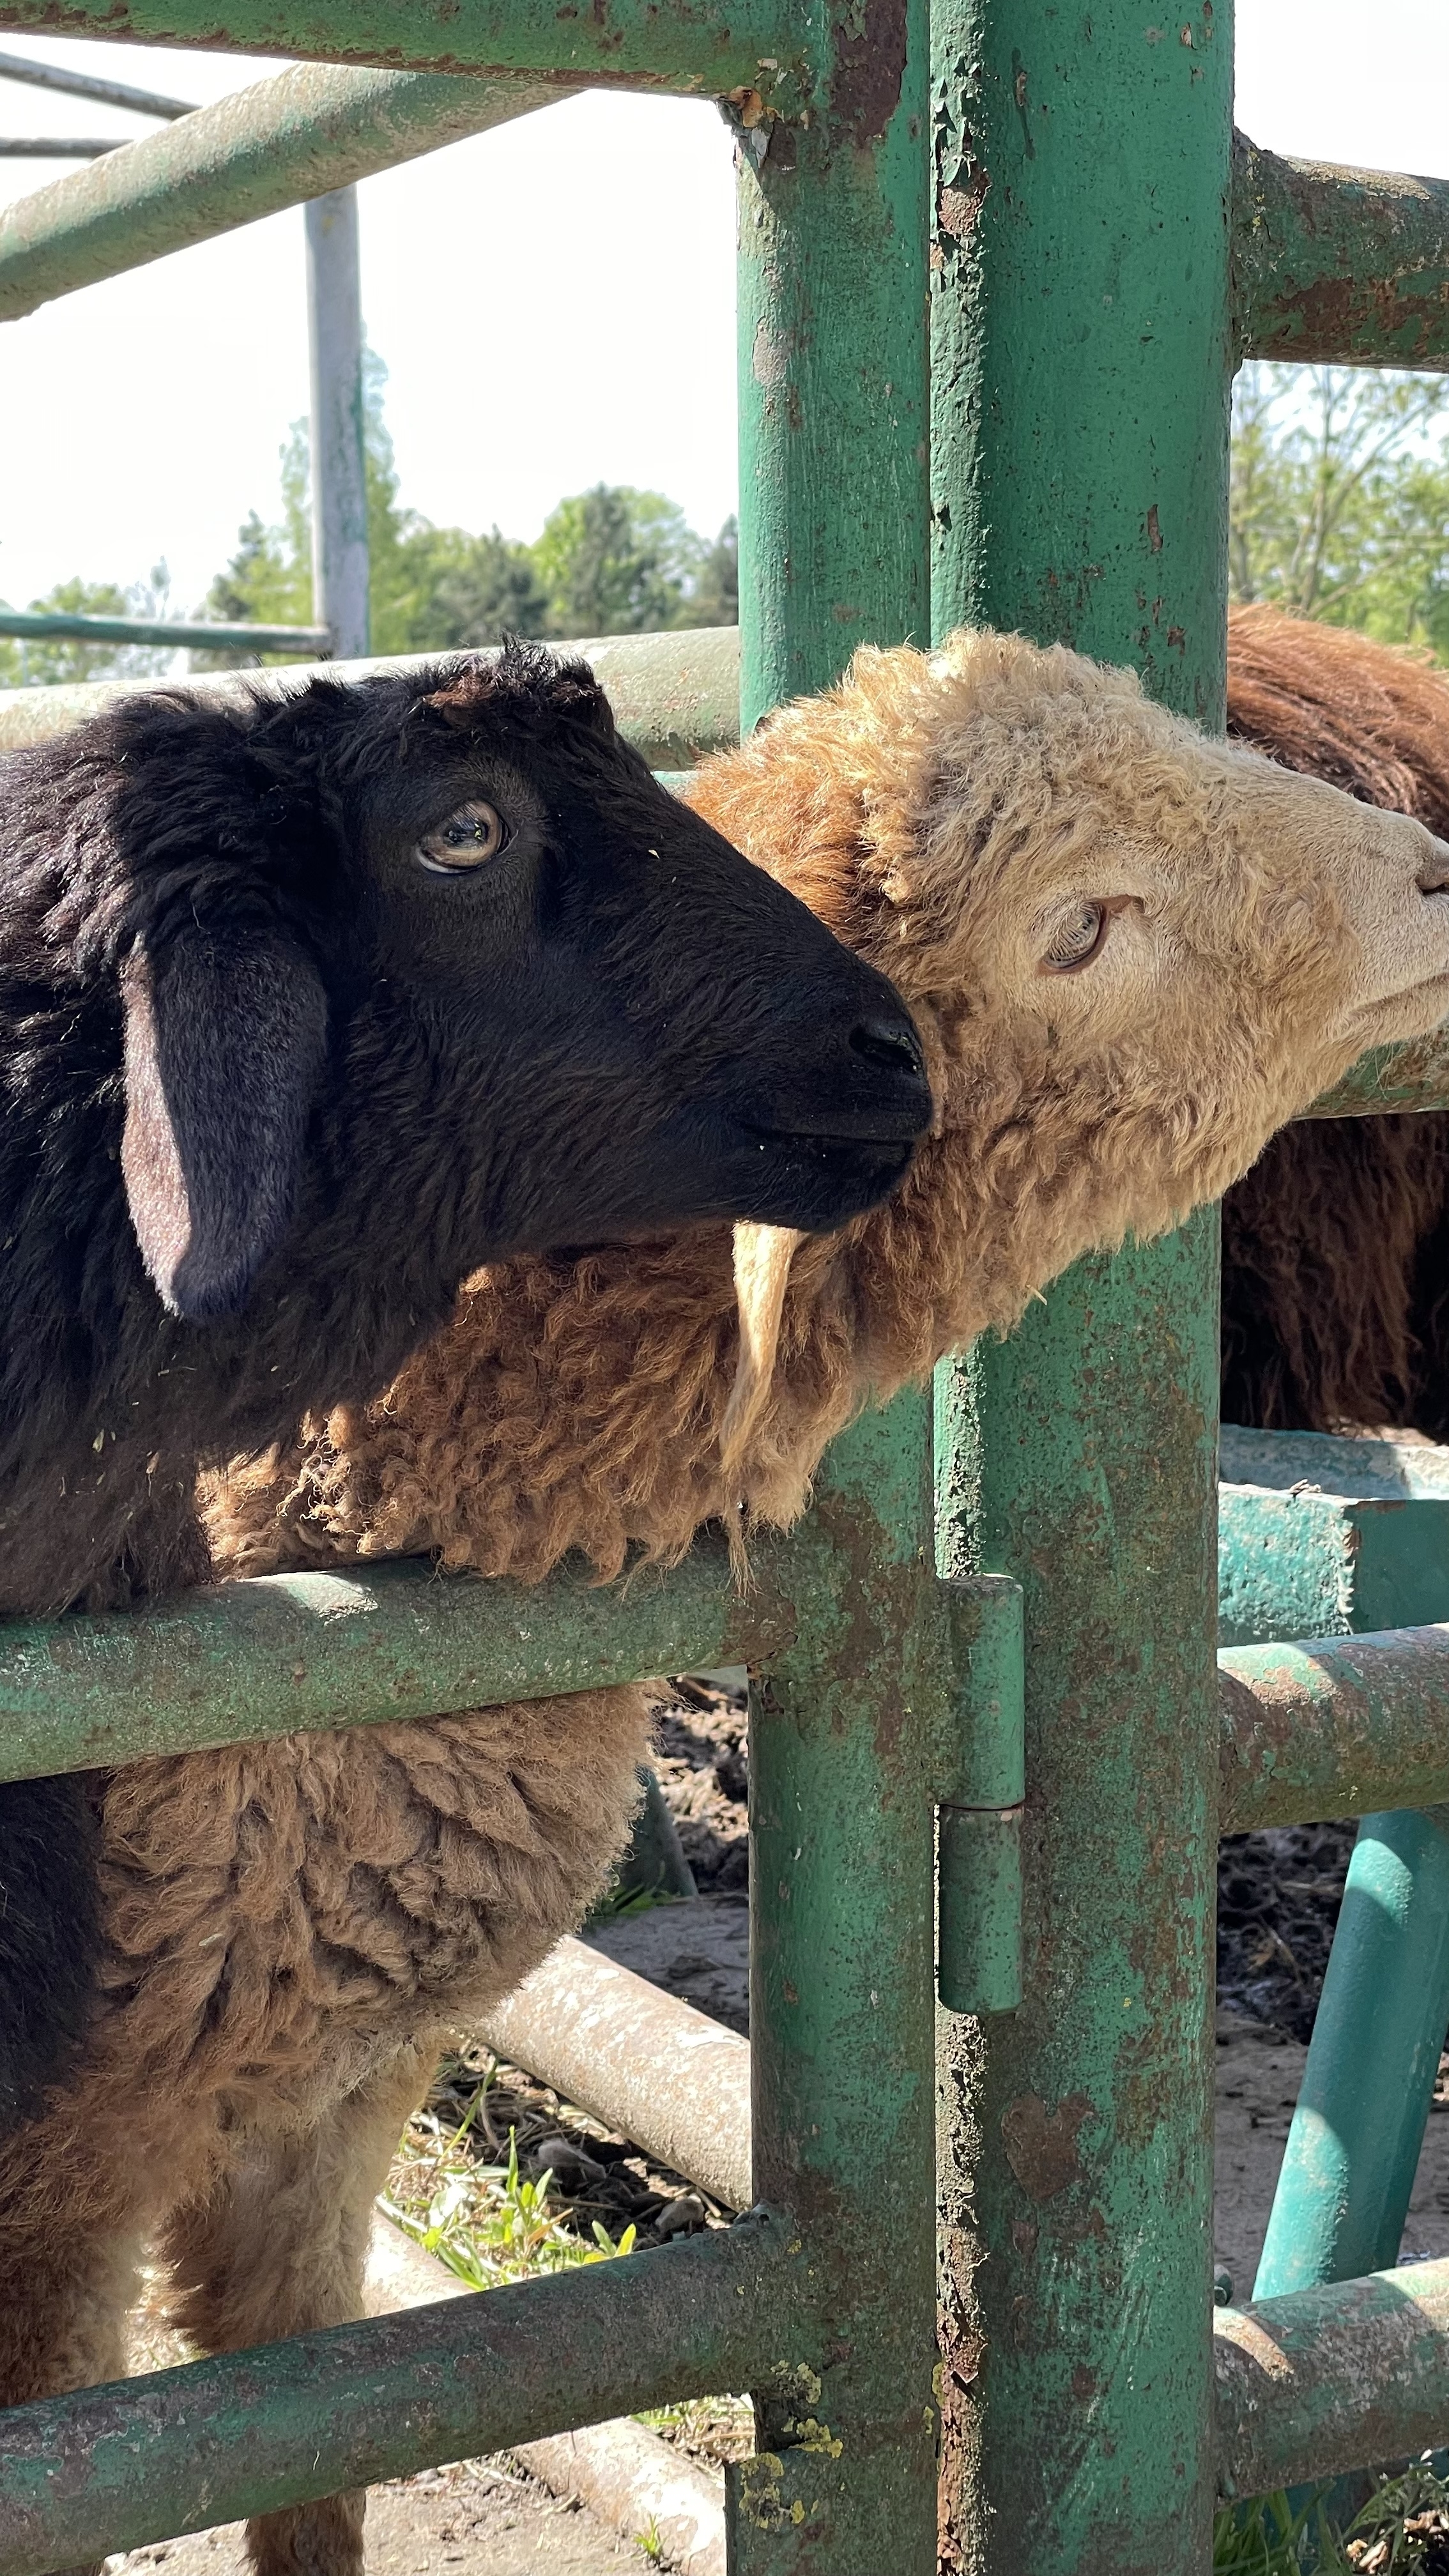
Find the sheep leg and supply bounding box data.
[0,2165,143,2576]
[160,2044,433,2576]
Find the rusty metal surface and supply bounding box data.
[1215,2253,1449,2498]
[1233,129,1449,370]
[0,0,802,106]
[0,2213,807,2576]
[1218,1625,1449,1832]
[0,1544,796,1783]
[928,1,1232,2562]
[480,1935,753,2214]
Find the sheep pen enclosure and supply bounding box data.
[6,5,1449,2574]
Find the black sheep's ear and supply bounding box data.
[120,924,329,1322]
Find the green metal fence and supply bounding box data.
[6,3,1449,2569]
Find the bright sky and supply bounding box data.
[0,1,1446,614]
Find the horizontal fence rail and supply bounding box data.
[1215,2255,1449,2499]
[0,2212,805,2576]
[0,622,740,767]
[0,60,564,321]
[1219,1625,1449,1830]
[0,1540,793,1780]
[1234,131,1449,369]
[0,43,194,114]
[0,0,801,105]
[0,604,329,649]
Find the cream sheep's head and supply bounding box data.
[689,629,1449,1344]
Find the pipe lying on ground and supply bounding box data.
[481,1936,753,2216]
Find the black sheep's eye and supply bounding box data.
[416,800,509,875]
[1041,899,1108,973]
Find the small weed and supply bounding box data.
[1215,2467,1449,2575]
[633,2515,664,2563]
[382,2119,635,2294]
[1214,2492,1349,2574]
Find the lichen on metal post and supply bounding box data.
[930,7,1234,2566]
[306,183,369,660]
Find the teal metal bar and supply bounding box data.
[930,4,1233,2570]
[0,0,801,104]
[1255,1807,1449,2300]
[1233,132,1449,371]
[1218,1429,1449,1650]
[729,0,936,2548]
[0,2212,808,2575]
[0,605,329,649]
[739,1395,941,2574]
[1215,2253,1449,2501]
[0,61,563,323]
[1218,1627,1449,1833]
[0,1544,795,1782]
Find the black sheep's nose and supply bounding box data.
[850,1014,928,1085]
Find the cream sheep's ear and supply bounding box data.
[720,1223,806,1566]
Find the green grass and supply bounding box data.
[1216,2467,1449,2573]
[381,2085,635,2294]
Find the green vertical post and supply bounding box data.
[930,6,1234,2571]
[728,1392,941,2572]
[731,33,931,2554]
[735,0,930,725]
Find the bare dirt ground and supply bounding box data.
[112,2466,643,2576]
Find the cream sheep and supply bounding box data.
[8,628,1449,2576]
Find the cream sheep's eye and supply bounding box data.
[1041,900,1108,973]
[417,800,509,875]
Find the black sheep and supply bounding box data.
[0,642,930,2122]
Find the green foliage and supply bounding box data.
[0,570,177,689]
[1215,2464,1449,2573]
[0,348,738,691]
[532,483,707,636]
[381,2096,636,2296]
[1230,364,1449,656]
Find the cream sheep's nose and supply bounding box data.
[1418,834,1449,895]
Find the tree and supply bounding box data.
[689,516,739,627]
[532,484,705,636]
[0,570,177,689]
[1229,364,1449,656]
[201,349,549,663]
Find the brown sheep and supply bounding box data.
[12,627,1449,2576]
[1223,605,1449,1435]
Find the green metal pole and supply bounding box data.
[0,0,794,104]
[1255,1807,1449,2299]
[729,29,933,2556]
[730,1392,942,2574]
[930,6,1234,2570]
[0,62,563,324]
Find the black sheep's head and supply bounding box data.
[81,643,931,1321]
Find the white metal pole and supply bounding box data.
[305,185,369,660]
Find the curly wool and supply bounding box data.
[1223,604,1449,1434]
